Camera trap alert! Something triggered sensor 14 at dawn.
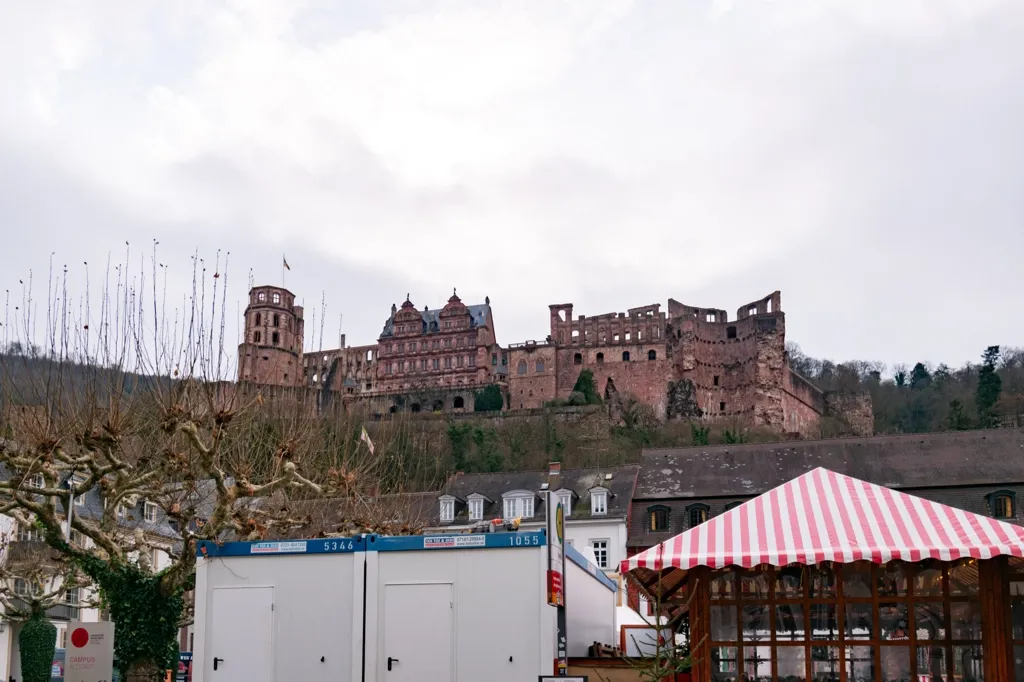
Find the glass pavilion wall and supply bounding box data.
[688,558,1023,682]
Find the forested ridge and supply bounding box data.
[788,343,1024,434]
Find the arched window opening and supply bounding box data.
[687,504,709,528]
[535,360,545,372]
[596,352,604,364]
[988,491,1017,519]
[272,293,281,304]
[622,351,630,362]
[648,506,670,532]
[453,396,465,409]
[574,353,583,365]
[255,313,262,326]
[648,350,657,361]
[517,360,527,375]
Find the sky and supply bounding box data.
[1,0,1022,374]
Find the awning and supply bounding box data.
[622,467,1024,574]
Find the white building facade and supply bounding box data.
[428,462,639,576]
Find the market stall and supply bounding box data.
[621,467,1024,682]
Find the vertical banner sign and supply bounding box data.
[547,490,568,676]
[64,621,114,682]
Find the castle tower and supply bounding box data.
[238,285,304,387]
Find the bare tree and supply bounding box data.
[0,246,414,681]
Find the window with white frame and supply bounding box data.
[590,539,609,569]
[27,473,44,489]
[13,579,30,597]
[557,490,573,516]
[439,498,455,522]
[590,489,608,515]
[17,524,40,543]
[70,529,86,547]
[502,493,534,519]
[144,501,159,523]
[468,497,484,521]
[65,588,81,606]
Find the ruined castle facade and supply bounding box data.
[238,286,871,436]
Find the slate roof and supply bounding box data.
[636,428,1024,500]
[380,303,492,338]
[436,465,639,525]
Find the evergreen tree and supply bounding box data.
[572,369,603,405]
[910,362,932,389]
[977,346,1003,427]
[947,399,971,431]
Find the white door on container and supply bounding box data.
[381,583,453,682]
[209,586,274,682]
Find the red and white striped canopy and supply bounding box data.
[622,467,1024,574]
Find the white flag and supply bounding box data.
[360,426,375,455]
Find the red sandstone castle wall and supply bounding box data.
[508,343,557,410]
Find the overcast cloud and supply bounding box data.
[1,0,1022,372]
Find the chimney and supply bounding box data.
[549,462,561,476]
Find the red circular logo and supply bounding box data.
[70,628,90,648]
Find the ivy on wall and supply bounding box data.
[19,613,57,682]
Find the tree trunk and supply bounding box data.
[124,659,163,682]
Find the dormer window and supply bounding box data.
[987,491,1016,519]
[439,497,455,523]
[502,491,534,519]
[590,488,609,516]
[557,490,573,517]
[466,493,490,521]
[687,503,709,528]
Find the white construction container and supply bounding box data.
[193,530,616,682]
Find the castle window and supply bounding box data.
[613,333,620,342]
[272,332,280,345]
[596,352,604,364]
[987,491,1016,519]
[421,359,428,370]
[457,355,464,367]
[654,327,659,339]
[574,353,582,365]
[272,293,281,304]
[257,292,266,302]
[433,358,440,370]
[714,375,720,386]
[453,396,465,409]
[386,363,393,374]
[492,353,498,366]
[469,355,476,367]
[625,331,631,341]
[445,339,452,348]
[517,360,527,375]
[727,326,737,339]
[720,401,726,412]
[749,306,757,317]
[648,350,657,361]
[287,318,292,331]
[273,313,279,327]
[572,330,580,343]
[535,360,545,373]
[622,351,630,362]
[648,505,670,532]
[255,313,261,326]
[254,331,261,343]
[706,313,715,322]
[445,357,452,369]
[687,503,709,528]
